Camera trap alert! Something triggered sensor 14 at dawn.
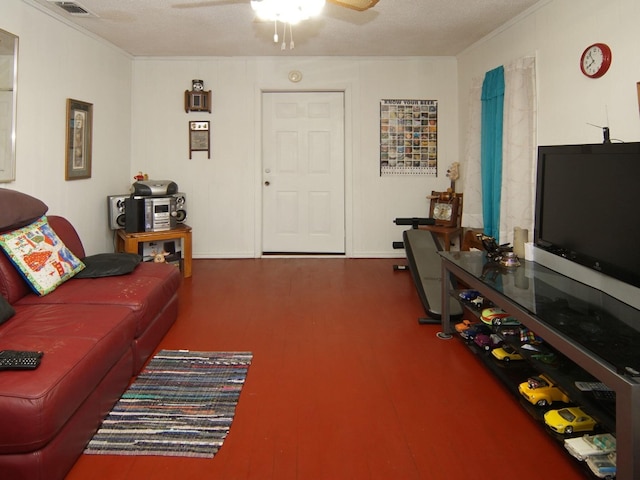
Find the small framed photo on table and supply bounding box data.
[65,98,93,180]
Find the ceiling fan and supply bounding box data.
[173,0,380,12]
[318,0,379,11]
[173,0,379,50]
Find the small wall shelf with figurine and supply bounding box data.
[185,79,211,113]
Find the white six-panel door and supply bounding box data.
[262,92,345,254]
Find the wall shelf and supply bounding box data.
[184,90,211,113]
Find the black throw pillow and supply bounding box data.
[0,295,15,325]
[0,189,48,231]
[74,253,142,279]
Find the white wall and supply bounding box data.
[456,0,640,306]
[457,0,640,222]
[131,56,458,258]
[3,0,458,259]
[1,0,133,255]
[9,0,638,261]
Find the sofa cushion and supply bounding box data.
[16,262,182,338]
[0,217,85,296]
[0,303,136,454]
[75,253,142,278]
[0,245,34,304]
[0,189,48,231]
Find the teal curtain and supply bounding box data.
[481,66,505,240]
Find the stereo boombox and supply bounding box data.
[107,192,187,232]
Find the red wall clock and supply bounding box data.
[580,43,612,78]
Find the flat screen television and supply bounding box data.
[535,142,640,289]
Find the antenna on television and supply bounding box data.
[586,122,611,144]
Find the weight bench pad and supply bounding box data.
[402,229,463,320]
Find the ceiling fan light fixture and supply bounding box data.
[251,0,325,25]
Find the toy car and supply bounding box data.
[586,452,616,479]
[454,319,476,334]
[460,323,492,341]
[544,406,597,434]
[518,374,571,406]
[458,290,480,301]
[480,307,520,327]
[480,307,510,325]
[492,316,521,327]
[497,325,524,337]
[473,332,503,351]
[531,351,559,366]
[491,345,523,362]
[469,296,484,308]
[564,433,616,461]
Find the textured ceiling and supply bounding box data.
[28,0,541,57]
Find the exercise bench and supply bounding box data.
[393,217,463,329]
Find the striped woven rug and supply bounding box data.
[85,350,252,457]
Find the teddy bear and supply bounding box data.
[153,251,169,263]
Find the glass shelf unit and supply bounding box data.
[440,251,640,480]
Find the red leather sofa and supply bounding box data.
[0,211,182,480]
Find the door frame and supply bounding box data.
[254,88,354,258]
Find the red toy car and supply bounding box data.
[473,332,503,351]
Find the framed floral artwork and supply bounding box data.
[65,98,93,180]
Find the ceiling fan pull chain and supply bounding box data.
[289,23,295,49]
[281,22,287,50]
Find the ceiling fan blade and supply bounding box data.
[172,0,245,9]
[174,0,379,12]
[327,0,379,11]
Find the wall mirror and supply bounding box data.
[0,29,18,182]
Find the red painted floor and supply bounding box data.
[66,258,586,479]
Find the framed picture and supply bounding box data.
[379,99,438,176]
[189,121,210,159]
[65,98,93,180]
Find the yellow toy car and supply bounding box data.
[544,407,597,434]
[518,374,571,407]
[491,345,523,362]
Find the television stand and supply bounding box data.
[440,251,640,480]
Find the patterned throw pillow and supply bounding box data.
[0,216,85,295]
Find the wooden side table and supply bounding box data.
[418,224,462,251]
[116,224,192,278]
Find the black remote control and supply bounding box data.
[0,350,43,370]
